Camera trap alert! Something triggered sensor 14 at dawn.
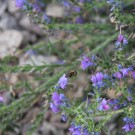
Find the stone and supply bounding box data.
[0,0,7,16]
[8,0,18,14]
[46,4,66,18]
[0,13,18,30]
[19,54,58,66]
[21,31,37,44]
[0,30,23,58]
[19,15,43,35]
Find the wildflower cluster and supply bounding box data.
[9,0,135,134]
[113,66,133,79]
[115,34,128,50]
[57,74,68,89]
[81,56,95,70]
[50,92,67,113]
[15,0,45,11]
[69,123,100,135]
[48,31,135,134]
[91,72,106,89]
[14,0,103,25]
[98,98,110,111]
[49,71,70,117]
[15,0,51,24]
[122,117,135,132]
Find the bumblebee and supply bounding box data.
[66,71,77,78]
[27,0,35,4]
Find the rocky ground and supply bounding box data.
[0,1,90,135]
[0,0,71,135]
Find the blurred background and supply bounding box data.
[0,0,134,135]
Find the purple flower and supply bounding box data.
[115,34,128,49]
[118,34,124,42]
[58,74,68,89]
[131,71,135,79]
[98,98,110,111]
[50,92,67,113]
[73,6,81,12]
[32,0,45,12]
[69,124,81,135]
[25,49,37,56]
[0,96,4,103]
[122,123,135,132]
[120,68,129,77]
[69,123,91,135]
[79,0,92,3]
[62,0,71,8]
[81,56,95,70]
[52,92,66,105]
[43,15,51,24]
[103,74,109,79]
[109,98,130,110]
[79,0,85,3]
[50,103,60,113]
[127,88,133,101]
[75,16,85,24]
[117,64,123,69]
[123,38,128,46]
[113,72,122,79]
[108,99,121,111]
[15,0,26,8]
[115,41,121,48]
[113,104,121,110]
[120,68,132,77]
[91,72,105,88]
[32,3,41,12]
[122,117,135,132]
[127,96,133,102]
[108,99,120,106]
[113,67,132,79]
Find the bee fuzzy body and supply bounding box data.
[66,71,77,78]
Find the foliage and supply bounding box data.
[0,0,135,135]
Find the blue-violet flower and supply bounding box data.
[98,98,110,111]
[91,72,105,88]
[122,117,135,132]
[58,74,68,89]
[15,0,26,8]
[81,56,95,70]
[50,92,67,113]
